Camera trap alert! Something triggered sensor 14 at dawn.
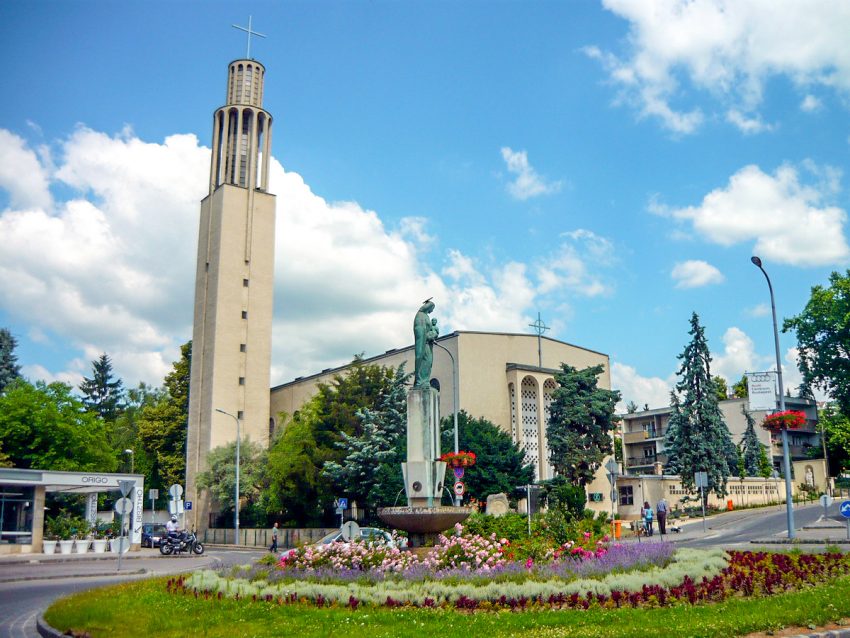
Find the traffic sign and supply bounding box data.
[169,484,183,500]
[820,494,834,509]
[605,459,619,475]
[185,501,193,511]
[148,489,159,500]
[454,481,465,496]
[840,501,850,519]
[694,472,708,488]
[114,497,133,515]
[118,480,135,497]
[340,520,360,541]
[336,497,348,510]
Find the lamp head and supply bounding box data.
[750,256,762,267]
[124,449,133,455]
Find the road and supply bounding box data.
[0,546,265,638]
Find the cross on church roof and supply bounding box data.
[528,312,549,337]
[232,16,267,59]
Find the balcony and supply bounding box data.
[623,430,648,444]
[626,454,658,468]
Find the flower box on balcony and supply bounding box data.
[762,410,806,431]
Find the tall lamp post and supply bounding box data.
[123,449,134,474]
[434,340,460,506]
[215,408,241,544]
[750,256,795,539]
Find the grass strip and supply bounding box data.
[45,575,850,638]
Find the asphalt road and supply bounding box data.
[0,547,265,638]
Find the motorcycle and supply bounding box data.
[159,530,204,556]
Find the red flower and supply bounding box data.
[762,410,806,431]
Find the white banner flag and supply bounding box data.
[747,372,777,411]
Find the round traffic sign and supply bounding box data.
[820,494,834,508]
[169,484,183,499]
[840,500,850,519]
[341,520,361,541]
[453,481,465,496]
[113,497,133,515]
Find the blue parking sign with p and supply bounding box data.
[185,501,193,511]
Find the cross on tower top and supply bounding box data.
[232,16,267,59]
[528,312,550,368]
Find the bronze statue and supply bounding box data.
[413,298,437,388]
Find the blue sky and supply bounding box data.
[1,1,849,408]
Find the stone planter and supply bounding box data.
[73,539,90,553]
[91,539,108,553]
[58,540,74,554]
[42,540,57,554]
[110,537,129,554]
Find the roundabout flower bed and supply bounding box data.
[173,521,850,613]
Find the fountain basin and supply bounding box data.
[378,505,474,547]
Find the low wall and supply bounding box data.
[202,527,337,549]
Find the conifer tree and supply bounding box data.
[79,353,125,421]
[740,405,768,477]
[546,363,620,487]
[0,328,21,393]
[323,363,410,507]
[664,313,736,498]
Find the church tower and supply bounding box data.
[186,58,275,531]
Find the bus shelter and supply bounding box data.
[0,467,144,554]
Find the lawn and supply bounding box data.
[44,574,850,638]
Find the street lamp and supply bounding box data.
[123,449,134,474]
[750,255,795,539]
[434,340,460,506]
[215,408,241,544]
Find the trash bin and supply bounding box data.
[727,499,734,511]
[610,519,622,539]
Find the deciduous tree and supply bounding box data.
[783,270,850,415]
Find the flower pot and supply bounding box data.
[58,540,74,554]
[42,540,57,554]
[92,539,108,553]
[74,539,90,553]
[110,537,129,554]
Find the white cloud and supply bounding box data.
[725,109,774,134]
[745,303,770,318]
[500,147,562,200]
[0,129,52,211]
[661,163,850,266]
[591,1,850,133]
[671,260,724,288]
[800,94,823,112]
[611,361,675,412]
[0,126,613,387]
[712,327,768,383]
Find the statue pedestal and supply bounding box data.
[402,387,446,507]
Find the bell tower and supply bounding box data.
[185,56,276,532]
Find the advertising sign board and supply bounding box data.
[747,372,777,411]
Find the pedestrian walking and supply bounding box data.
[270,522,279,553]
[641,501,654,536]
[656,497,668,535]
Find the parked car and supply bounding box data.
[141,523,167,548]
[281,527,405,560]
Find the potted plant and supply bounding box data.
[42,516,61,554]
[55,517,75,554]
[762,410,806,432]
[91,521,109,553]
[440,450,477,468]
[72,517,91,553]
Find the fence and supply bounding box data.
[202,527,337,549]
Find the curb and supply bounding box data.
[0,568,148,584]
[36,614,63,638]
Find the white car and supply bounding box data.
[315,526,407,548]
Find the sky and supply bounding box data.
[1,0,849,410]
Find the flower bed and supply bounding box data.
[175,549,849,611]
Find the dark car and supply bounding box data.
[141,523,167,548]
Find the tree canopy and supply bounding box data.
[783,270,850,415]
[441,411,534,503]
[79,353,125,421]
[664,313,736,497]
[546,363,620,487]
[0,328,21,393]
[197,438,267,514]
[818,403,850,474]
[0,379,117,471]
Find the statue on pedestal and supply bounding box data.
[413,298,437,388]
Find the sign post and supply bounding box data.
[695,472,708,533]
[605,458,619,524]
[840,500,850,540]
[113,497,134,571]
[149,488,159,524]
